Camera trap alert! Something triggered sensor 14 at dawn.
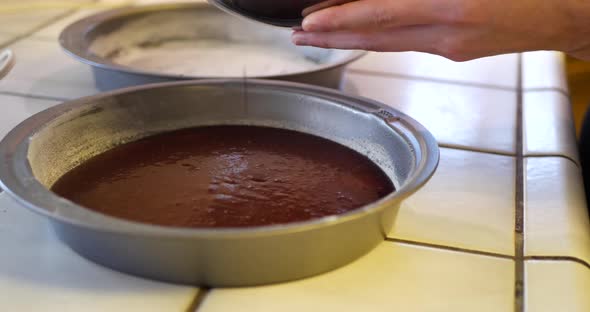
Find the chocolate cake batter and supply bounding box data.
[52,126,394,228]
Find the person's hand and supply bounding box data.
[292,0,590,61]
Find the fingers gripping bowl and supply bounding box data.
[0,80,438,286]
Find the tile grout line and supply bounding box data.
[524,154,579,167]
[188,287,211,312]
[386,237,590,270]
[523,256,590,270]
[349,70,569,99]
[348,68,517,91]
[438,144,516,157]
[523,87,569,98]
[385,238,514,259]
[514,53,525,312]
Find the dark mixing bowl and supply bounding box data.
[233,0,322,19]
[209,0,324,27]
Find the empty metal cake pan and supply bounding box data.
[59,2,365,90]
[0,79,438,287]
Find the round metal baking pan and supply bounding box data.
[59,2,365,90]
[0,79,438,287]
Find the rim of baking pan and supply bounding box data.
[0,79,439,239]
[58,2,367,81]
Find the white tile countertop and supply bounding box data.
[1,1,589,311]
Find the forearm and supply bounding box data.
[293,0,590,62]
[564,0,590,60]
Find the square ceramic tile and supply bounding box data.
[30,0,209,41]
[391,148,516,255]
[343,72,518,154]
[0,33,17,46]
[525,157,590,265]
[523,90,579,164]
[0,39,100,99]
[525,261,590,312]
[0,6,72,36]
[201,242,514,312]
[0,194,199,312]
[349,52,519,89]
[0,94,60,140]
[31,9,105,41]
[522,51,568,92]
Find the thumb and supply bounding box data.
[302,0,448,32]
[302,0,358,17]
